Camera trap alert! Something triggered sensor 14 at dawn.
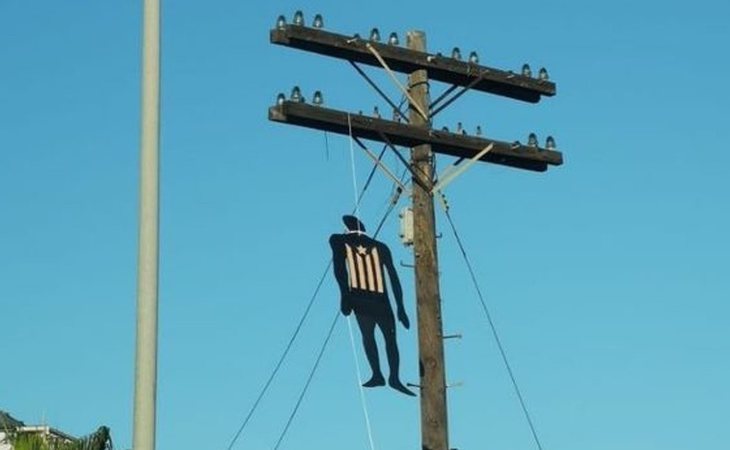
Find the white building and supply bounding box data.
[0,411,75,450]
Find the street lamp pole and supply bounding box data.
[133,1,161,450]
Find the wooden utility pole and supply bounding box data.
[407,30,449,450]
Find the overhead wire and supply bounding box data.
[324,131,330,161]
[228,78,410,449]
[272,310,340,450]
[271,189,404,450]
[250,50,546,447]
[429,84,459,111]
[272,126,411,450]
[349,61,409,124]
[442,208,545,450]
[224,143,390,450]
[430,70,488,118]
[224,262,332,450]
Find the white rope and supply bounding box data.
[347,114,361,220]
[346,113,377,450]
[347,317,376,450]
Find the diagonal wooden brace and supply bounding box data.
[432,143,494,194]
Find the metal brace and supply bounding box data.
[443,333,463,340]
[351,135,409,194]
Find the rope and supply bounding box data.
[347,317,376,450]
[442,208,545,450]
[224,142,389,450]
[271,203,400,450]
[346,112,377,450]
[347,113,361,220]
[228,112,406,450]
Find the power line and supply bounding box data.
[442,208,545,450]
[271,22,563,450]
[272,311,340,450]
[224,261,332,450]
[224,144,395,450]
[270,199,401,449]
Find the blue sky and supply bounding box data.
[1,1,728,449]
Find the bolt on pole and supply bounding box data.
[133,1,161,450]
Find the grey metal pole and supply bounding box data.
[133,1,160,450]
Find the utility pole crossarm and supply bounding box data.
[269,101,563,172]
[271,25,555,103]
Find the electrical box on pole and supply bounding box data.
[399,207,414,246]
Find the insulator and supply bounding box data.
[370,28,381,42]
[312,90,323,105]
[546,135,556,150]
[290,85,303,102]
[521,63,532,77]
[275,15,286,29]
[388,32,399,46]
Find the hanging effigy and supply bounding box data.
[329,215,416,397]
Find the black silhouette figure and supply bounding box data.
[329,215,416,397]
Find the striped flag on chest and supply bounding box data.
[345,243,385,294]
